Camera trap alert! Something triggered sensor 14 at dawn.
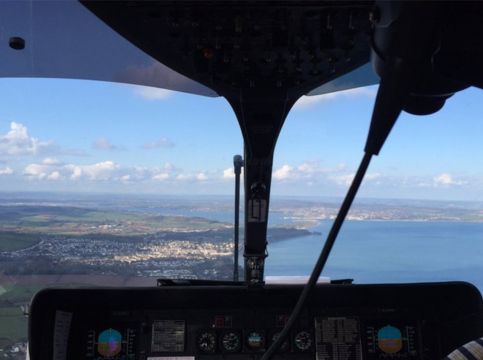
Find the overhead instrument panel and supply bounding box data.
[81,1,374,96]
[28,283,483,360]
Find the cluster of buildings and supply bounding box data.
[0,343,27,360]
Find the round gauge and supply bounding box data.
[197,331,217,353]
[294,331,312,351]
[246,331,265,350]
[221,331,241,353]
[271,332,289,352]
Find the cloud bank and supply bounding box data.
[0,122,53,156]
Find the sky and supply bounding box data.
[0,77,482,201]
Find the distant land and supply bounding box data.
[2,193,483,276]
[1,192,483,356]
[0,197,314,356]
[2,191,483,222]
[0,204,314,279]
[2,193,483,280]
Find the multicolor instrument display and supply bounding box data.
[98,329,122,357]
[365,323,419,359]
[86,327,136,360]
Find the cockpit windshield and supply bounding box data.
[1,78,483,358]
[1,1,483,359]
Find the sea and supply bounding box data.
[265,220,483,295]
[144,203,483,294]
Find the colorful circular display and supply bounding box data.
[246,331,265,350]
[98,328,122,358]
[378,325,403,354]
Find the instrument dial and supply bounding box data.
[197,331,217,353]
[221,331,241,353]
[294,331,312,351]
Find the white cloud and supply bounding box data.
[18,159,236,189]
[273,160,381,187]
[67,161,119,181]
[163,162,176,171]
[0,122,53,156]
[329,172,381,186]
[294,86,376,109]
[0,166,13,175]
[128,167,153,181]
[152,173,169,181]
[47,171,61,181]
[365,173,381,181]
[330,173,355,186]
[297,161,339,176]
[71,166,82,179]
[196,173,208,181]
[222,167,244,179]
[176,174,193,181]
[24,161,119,181]
[42,157,61,165]
[297,162,318,174]
[24,164,48,179]
[24,160,128,182]
[143,137,175,149]
[133,86,174,100]
[270,162,352,184]
[24,163,61,181]
[434,173,453,186]
[120,175,131,183]
[433,173,466,187]
[273,165,294,180]
[93,138,122,150]
[223,167,234,179]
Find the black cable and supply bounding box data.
[260,151,373,360]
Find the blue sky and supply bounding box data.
[0,77,482,201]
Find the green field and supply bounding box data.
[0,285,44,306]
[0,232,40,252]
[0,205,229,254]
[0,205,227,239]
[0,284,43,350]
[0,204,232,350]
[0,307,27,348]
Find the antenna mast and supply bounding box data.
[233,155,244,281]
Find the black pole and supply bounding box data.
[233,155,243,281]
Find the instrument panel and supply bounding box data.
[29,282,483,360]
[76,309,421,359]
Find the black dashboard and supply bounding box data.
[29,282,483,360]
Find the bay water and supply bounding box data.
[265,220,483,294]
[118,201,483,293]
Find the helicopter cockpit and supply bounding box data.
[0,1,482,359]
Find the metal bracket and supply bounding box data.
[244,252,267,286]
